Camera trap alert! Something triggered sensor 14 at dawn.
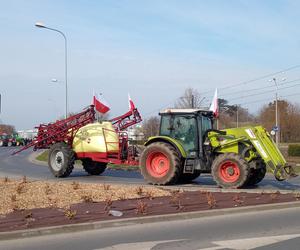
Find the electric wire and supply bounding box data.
[201,64,300,95]
[227,82,300,102]
[219,78,300,99]
[143,65,300,118]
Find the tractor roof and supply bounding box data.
[159,108,213,116]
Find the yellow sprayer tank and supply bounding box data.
[73,122,119,154]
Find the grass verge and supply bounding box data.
[35,150,48,162]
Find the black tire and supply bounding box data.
[82,159,107,175]
[139,142,182,185]
[247,161,266,186]
[180,171,201,183]
[7,141,12,147]
[48,142,75,177]
[211,153,250,188]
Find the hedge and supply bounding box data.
[288,144,300,157]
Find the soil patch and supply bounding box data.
[0,187,299,233]
[0,177,169,215]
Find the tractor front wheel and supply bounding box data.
[247,161,266,186]
[140,142,182,185]
[82,159,107,175]
[48,142,75,177]
[212,153,250,188]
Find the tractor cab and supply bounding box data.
[159,109,214,158]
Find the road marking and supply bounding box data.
[95,239,184,250]
[199,234,300,250]
[95,234,300,249]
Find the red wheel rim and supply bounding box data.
[146,151,170,178]
[219,161,240,183]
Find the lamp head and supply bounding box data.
[35,22,46,28]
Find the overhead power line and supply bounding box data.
[219,78,300,99]
[237,92,300,106]
[201,64,300,95]
[144,65,300,118]
[227,82,300,102]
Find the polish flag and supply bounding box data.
[93,93,110,114]
[128,93,136,111]
[209,88,219,118]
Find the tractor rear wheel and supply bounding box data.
[247,161,266,186]
[212,153,250,188]
[48,142,75,177]
[139,142,182,185]
[82,159,107,175]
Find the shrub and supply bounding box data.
[288,144,300,156]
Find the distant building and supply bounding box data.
[127,124,144,141]
[17,129,38,139]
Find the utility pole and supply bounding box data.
[191,94,194,108]
[272,78,279,145]
[0,94,2,124]
[236,105,239,128]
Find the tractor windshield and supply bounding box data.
[160,115,197,155]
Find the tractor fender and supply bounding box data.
[144,136,187,158]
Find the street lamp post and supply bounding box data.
[35,22,68,118]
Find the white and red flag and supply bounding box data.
[209,88,219,118]
[93,93,110,114]
[128,93,136,111]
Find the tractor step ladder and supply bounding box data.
[183,158,195,174]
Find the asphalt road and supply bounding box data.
[1,147,300,191]
[1,206,300,249]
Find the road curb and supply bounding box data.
[160,185,300,194]
[1,201,300,241]
[27,151,47,167]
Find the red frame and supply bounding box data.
[13,106,142,167]
[13,106,96,155]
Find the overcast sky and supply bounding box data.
[1,0,300,130]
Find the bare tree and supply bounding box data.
[175,88,205,108]
[0,124,16,134]
[141,116,160,139]
[257,100,300,142]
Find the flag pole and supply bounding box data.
[93,89,99,122]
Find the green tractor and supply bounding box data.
[139,108,297,188]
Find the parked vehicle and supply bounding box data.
[0,134,14,146]
[0,134,6,147]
